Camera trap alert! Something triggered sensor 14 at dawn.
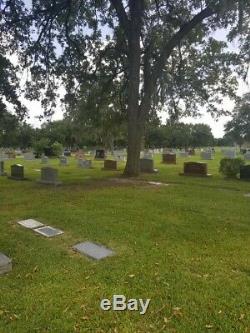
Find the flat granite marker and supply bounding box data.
[18,219,44,229]
[0,253,12,275]
[73,241,114,260]
[34,226,64,238]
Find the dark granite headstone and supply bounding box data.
[181,162,211,177]
[0,161,7,176]
[162,153,176,164]
[9,164,25,180]
[140,158,158,173]
[103,159,117,170]
[240,165,250,180]
[38,167,62,185]
[95,149,105,160]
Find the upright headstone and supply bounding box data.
[140,158,158,173]
[223,150,236,159]
[0,161,7,176]
[200,151,213,160]
[162,153,176,164]
[24,152,35,160]
[143,152,153,159]
[9,164,25,180]
[38,167,62,185]
[95,149,105,160]
[59,156,68,166]
[103,160,117,170]
[181,162,211,177]
[0,253,12,275]
[78,159,92,169]
[240,165,250,180]
[179,151,189,158]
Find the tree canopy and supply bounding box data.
[1,0,250,174]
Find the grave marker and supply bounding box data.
[180,162,211,177]
[8,164,26,180]
[240,165,250,180]
[140,158,158,173]
[38,167,62,186]
[95,149,105,160]
[34,226,64,237]
[73,241,114,260]
[103,160,117,171]
[162,153,176,164]
[18,219,44,229]
[0,253,12,275]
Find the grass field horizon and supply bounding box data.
[0,150,249,332]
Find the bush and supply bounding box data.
[51,141,63,157]
[219,158,245,178]
[33,138,50,157]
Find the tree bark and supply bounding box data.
[123,0,144,176]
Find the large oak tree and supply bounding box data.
[1,0,250,175]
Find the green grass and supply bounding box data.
[0,151,250,333]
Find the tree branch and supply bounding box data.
[109,0,130,38]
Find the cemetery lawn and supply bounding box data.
[0,152,250,333]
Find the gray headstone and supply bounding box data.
[34,226,64,237]
[244,152,250,161]
[73,241,114,260]
[78,159,92,169]
[0,253,12,275]
[18,219,44,229]
[140,158,158,173]
[200,151,213,160]
[24,152,35,160]
[223,150,236,159]
[0,161,7,176]
[38,167,62,185]
[59,156,68,166]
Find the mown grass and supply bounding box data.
[0,151,249,333]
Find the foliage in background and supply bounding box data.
[219,157,245,178]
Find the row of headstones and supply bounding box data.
[0,219,115,275]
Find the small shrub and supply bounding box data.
[51,141,63,157]
[219,158,245,178]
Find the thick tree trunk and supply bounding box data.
[123,0,144,177]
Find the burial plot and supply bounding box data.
[162,153,176,164]
[73,241,114,260]
[180,162,211,177]
[0,253,12,275]
[34,226,64,238]
[200,151,213,160]
[140,158,158,173]
[37,167,62,186]
[240,165,250,180]
[18,219,44,229]
[59,156,68,166]
[95,149,105,160]
[8,164,26,180]
[0,161,7,176]
[103,159,117,171]
[78,159,92,169]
